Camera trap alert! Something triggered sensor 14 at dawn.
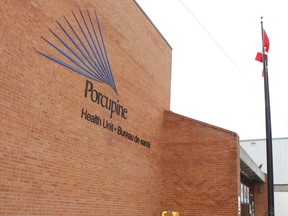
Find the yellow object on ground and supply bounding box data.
[161,211,179,216]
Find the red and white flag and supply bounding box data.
[255,30,270,76]
[263,30,270,52]
[255,30,270,63]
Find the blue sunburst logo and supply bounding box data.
[37,9,118,95]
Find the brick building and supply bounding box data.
[1,0,267,215]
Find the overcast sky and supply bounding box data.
[136,0,288,140]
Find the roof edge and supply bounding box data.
[164,110,239,138]
[240,137,288,142]
[133,0,172,50]
[240,146,266,182]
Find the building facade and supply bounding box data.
[1,0,267,215]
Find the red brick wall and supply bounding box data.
[1,1,244,215]
[163,111,240,216]
[0,0,171,215]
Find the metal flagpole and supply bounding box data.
[260,17,275,216]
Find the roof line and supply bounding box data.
[165,110,239,138]
[240,146,266,182]
[240,137,288,142]
[133,0,172,50]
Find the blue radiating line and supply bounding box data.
[41,36,102,82]
[49,27,103,82]
[88,10,111,77]
[75,11,108,81]
[56,20,105,82]
[95,10,117,94]
[94,10,114,87]
[37,51,101,82]
[79,10,112,86]
[37,9,117,95]
[63,16,105,81]
[87,10,111,80]
[72,11,109,85]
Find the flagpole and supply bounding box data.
[261,17,275,216]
